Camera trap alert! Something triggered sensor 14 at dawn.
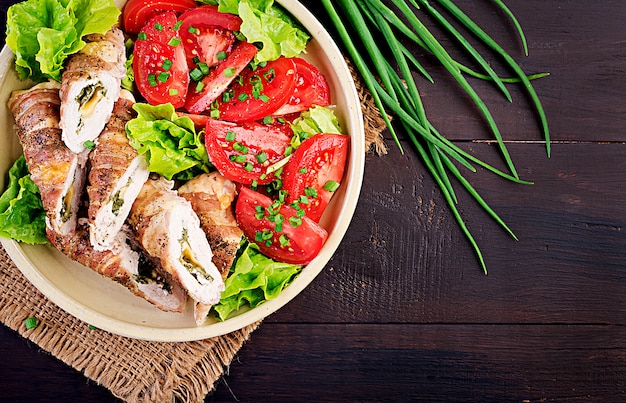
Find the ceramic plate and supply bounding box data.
[0,0,364,341]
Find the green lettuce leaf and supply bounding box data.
[213,242,302,321]
[126,103,211,180]
[212,0,309,63]
[290,105,344,147]
[6,0,120,82]
[0,156,48,245]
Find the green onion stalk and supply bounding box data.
[320,0,550,273]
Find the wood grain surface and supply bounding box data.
[2,0,626,402]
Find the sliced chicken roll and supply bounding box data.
[178,172,244,325]
[129,177,225,306]
[60,27,126,154]
[47,222,188,312]
[178,172,243,277]
[87,92,150,251]
[8,81,86,236]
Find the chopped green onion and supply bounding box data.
[289,216,302,228]
[154,22,163,31]
[323,180,340,192]
[162,59,172,71]
[304,187,318,198]
[224,67,236,77]
[157,72,169,82]
[169,88,178,96]
[198,62,210,75]
[195,81,205,92]
[279,234,290,247]
[256,151,268,164]
[188,25,198,34]
[168,37,181,47]
[83,140,96,150]
[24,317,37,329]
[137,32,147,41]
[173,20,183,30]
[190,68,203,81]
[147,74,157,87]
[225,131,237,142]
[217,51,227,60]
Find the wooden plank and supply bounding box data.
[210,323,626,402]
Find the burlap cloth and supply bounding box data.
[0,64,387,402]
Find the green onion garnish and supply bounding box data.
[323,180,340,192]
[320,0,549,273]
[24,317,37,329]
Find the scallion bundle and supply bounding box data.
[320,0,549,273]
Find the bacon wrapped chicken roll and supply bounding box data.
[129,176,225,307]
[178,172,243,325]
[60,27,126,154]
[87,91,150,251]
[8,81,86,236]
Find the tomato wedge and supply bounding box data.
[282,133,350,222]
[133,12,189,108]
[185,41,258,114]
[236,187,328,265]
[122,0,197,35]
[205,118,293,185]
[273,58,331,116]
[179,5,242,68]
[217,57,297,122]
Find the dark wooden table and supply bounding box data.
[2,0,626,401]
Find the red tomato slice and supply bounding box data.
[217,57,297,122]
[178,5,242,32]
[282,133,350,222]
[179,5,242,68]
[122,0,197,35]
[133,12,189,108]
[273,58,331,116]
[205,118,293,185]
[236,187,328,265]
[185,41,258,114]
[181,25,235,68]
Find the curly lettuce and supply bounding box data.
[6,0,120,82]
[126,103,211,181]
[0,156,48,245]
[213,242,302,321]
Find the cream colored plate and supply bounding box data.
[0,0,364,341]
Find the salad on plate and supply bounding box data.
[0,0,351,326]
